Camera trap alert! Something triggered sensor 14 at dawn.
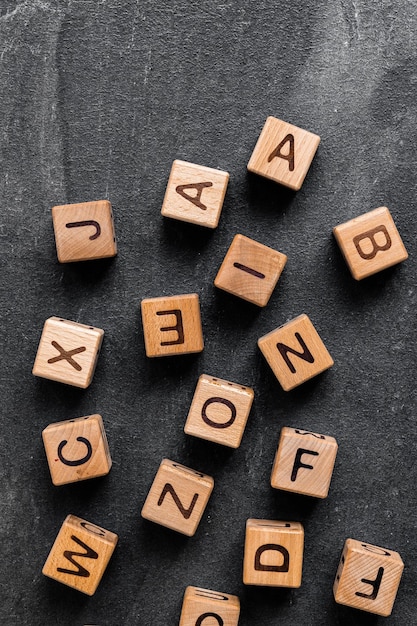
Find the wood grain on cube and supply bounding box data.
[161,160,229,228]
[184,374,254,448]
[52,200,117,263]
[243,519,304,588]
[258,314,333,391]
[214,234,287,307]
[141,459,214,536]
[141,294,204,357]
[271,427,338,498]
[179,586,240,626]
[42,414,112,486]
[32,317,104,388]
[333,206,408,280]
[333,538,404,617]
[247,116,320,190]
[42,514,118,596]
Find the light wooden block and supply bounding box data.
[247,116,320,190]
[42,514,118,596]
[32,317,104,388]
[184,374,254,448]
[141,459,214,536]
[258,314,333,391]
[42,414,112,486]
[179,586,240,626]
[161,160,229,228]
[243,519,304,588]
[214,234,287,307]
[271,427,338,498]
[333,206,408,280]
[141,294,204,357]
[333,538,404,617]
[52,200,117,263]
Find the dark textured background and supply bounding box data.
[1,1,416,624]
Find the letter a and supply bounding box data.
[267,134,295,171]
[176,182,213,210]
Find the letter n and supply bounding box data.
[57,535,98,577]
[157,483,199,519]
[276,332,314,373]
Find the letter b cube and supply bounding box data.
[333,538,404,616]
[243,519,304,588]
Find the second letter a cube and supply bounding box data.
[141,459,214,536]
[258,314,333,391]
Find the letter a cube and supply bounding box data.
[333,206,408,280]
[141,459,214,536]
[42,514,118,595]
[247,116,320,190]
[333,538,404,616]
[271,427,338,498]
[179,586,240,626]
[258,314,333,391]
[184,374,254,448]
[42,414,112,486]
[141,294,204,357]
[243,519,304,587]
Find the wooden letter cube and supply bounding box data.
[247,116,320,190]
[141,294,204,357]
[271,427,338,498]
[42,514,118,595]
[184,374,254,448]
[243,519,304,588]
[179,586,240,626]
[32,317,104,388]
[141,459,214,536]
[42,414,112,486]
[214,234,287,307]
[258,314,333,391]
[161,160,229,228]
[333,538,404,617]
[52,200,117,263]
[333,206,408,280]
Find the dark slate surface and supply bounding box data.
[1,0,416,624]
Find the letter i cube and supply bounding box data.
[333,539,404,616]
[42,414,112,486]
[42,514,118,595]
[271,427,338,498]
[333,206,408,280]
[243,519,304,588]
[141,459,214,536]
[179,586,240,626]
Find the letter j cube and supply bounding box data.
[333,206,408,280]
[141,294,204,357]
[333,538,404,616]
[243,519,304,587]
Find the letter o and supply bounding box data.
[201,397,236,429]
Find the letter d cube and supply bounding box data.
[243,519,304,588]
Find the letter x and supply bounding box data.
[48,341,86,371]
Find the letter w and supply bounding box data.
[57,535,98,577]
[157,483,199,519]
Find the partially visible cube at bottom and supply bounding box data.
[179,586,240,626]
[42,515,118,595]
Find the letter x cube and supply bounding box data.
[333,206,408,280]
[243,519,304,587]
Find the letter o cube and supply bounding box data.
[243,519,304,588]
[333,538,404,617]
[184,374,254,448]
[271,427,338,498]
[179,586,240,626]
[42,414,112,486]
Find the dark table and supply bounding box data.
[1,1,416,624]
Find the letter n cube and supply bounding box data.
[271,427,338,498]
[42,515,118,595]
[179,586,240,626]
[141,459,214,536]
[141,294,204,357]
[243,519,304,587]
[333,538,404,616]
